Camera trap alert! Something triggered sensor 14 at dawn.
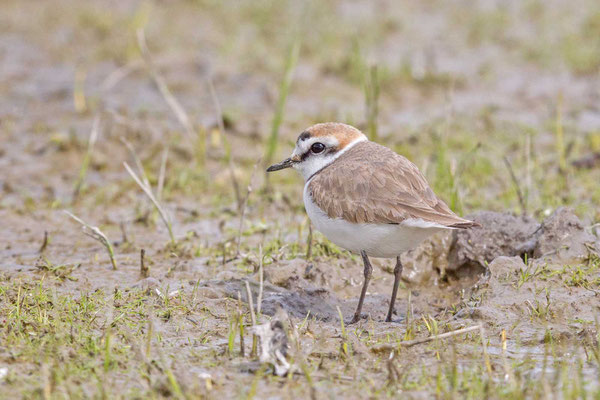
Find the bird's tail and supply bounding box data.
[449,219,481,229]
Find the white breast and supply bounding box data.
[303,183,451,258]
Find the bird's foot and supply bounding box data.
[384,313,405,324]
[346,313,364,325]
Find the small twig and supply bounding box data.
[503,156,527,215]
[207,77,242,210]
[38,231,49,253]
[403,324,481,347]
[140,249,149,278]
[119,222,128,244]
[157,146,169,202]
[136,29,195,140]
[235,158,262,257]
[124,162,175,245]
[373,325,482,351]
[64,211,117,270]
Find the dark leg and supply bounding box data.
[349,251,373,324]
[385,256,403,322]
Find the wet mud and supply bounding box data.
[2,0,600,397]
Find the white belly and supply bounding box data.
[303,183,450,258]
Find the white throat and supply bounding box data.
[294,136,367,182]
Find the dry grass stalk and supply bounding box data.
[374,324,482,351]
[100,60,144,92]
[121,137,150,189]
[555,93,567,172]
[119,222,129,244]
[237,293,245,357]
[404,324,481,347]
[157,147,169,202]
[501,329,515,384]
[244,281,257,326]
[73,115,101,200]
[64,210,117,270]
[306,222,313,260]
[503,156,527,215]
[136,29,195,140]
[245,280,258,357]
[479,325,494,378]
[124,162,175,245]
[525,132,532,212]
[265,37,301,165]
[256,245,264,316]
[207,77,242,210]
[235,158,261,257]
[101,55,193,93]
[73,67,87,113]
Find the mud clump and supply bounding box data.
[403,208,599,285]
[533,207,599,264]
[449,211,540,270]
[449,207,598,273]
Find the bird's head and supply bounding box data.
[266,122,367,180]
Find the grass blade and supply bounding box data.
[265,38,300,165]
[73,115,101,201]
[124,162,175,245]
[137,28,195,141]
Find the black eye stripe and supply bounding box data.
[300,142,335,160]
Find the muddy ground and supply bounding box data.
[1,0,600,398]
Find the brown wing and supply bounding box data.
[308,141,476,228]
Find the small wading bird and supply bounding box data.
[267,123,478,323]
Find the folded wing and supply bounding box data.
[308,141,477,228]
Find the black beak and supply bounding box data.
[266,157,295,172]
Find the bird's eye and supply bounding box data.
[311,142,325,154]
